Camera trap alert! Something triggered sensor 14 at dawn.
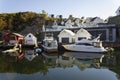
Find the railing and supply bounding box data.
[42,24,116,32]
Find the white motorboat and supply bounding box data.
[62,35,107,53]
[42,35,58,53]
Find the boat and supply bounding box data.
[62,34,107,53]
[34,47,42,54]
[42,34,58,53]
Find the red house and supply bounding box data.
[4,32,24,45]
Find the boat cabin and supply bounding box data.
[43,39,57,48]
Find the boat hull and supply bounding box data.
[62,44,107,53]
[42,45,58,53]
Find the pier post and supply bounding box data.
[106,29,109,42]
[112,28,116,42]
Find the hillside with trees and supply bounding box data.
[0,10,57,34]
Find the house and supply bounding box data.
[3,32,24,45]
[83,17,104,27]
[83,17,92,27]
[74,18,83,27]
[58,29,75,43]
[116,6,120,16]
[65,19,74,28]
[75,28,91,42]
[24,33,37,46]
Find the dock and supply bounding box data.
[103,42,120,48]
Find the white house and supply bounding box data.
[116,6,120,16]
[74,18,83,27]
[83,17,92,27]
[24,33,37,45]
[75,28,91,42]
[58,29,75,43]
[91,17,104,26]
[65,19,74,28]
[83,17,104,27]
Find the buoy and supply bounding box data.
[35,47,42,54]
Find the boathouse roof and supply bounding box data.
[12,33,24,37]
[58,29,75,37]
[24,33,37,40]
[75,28,92,39]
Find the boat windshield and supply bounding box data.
[76,43,92,46]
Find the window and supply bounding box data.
[78,37,86,40]
[29,35,31,37]
[76,43,92,46]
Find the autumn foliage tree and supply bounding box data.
[0,19,7,31]
[0,10,66,32]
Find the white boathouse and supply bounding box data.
[24,33,37,45]
[75,28,92,42]
[58,29,75,43]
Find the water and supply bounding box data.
[0,49,120,80]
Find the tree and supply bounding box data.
[68,14,74,20]
[0,19,7,30]
[40,10,48,19]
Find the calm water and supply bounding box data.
[0,48,120,80]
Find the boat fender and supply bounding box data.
[35,47,42,54]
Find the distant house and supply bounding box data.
[3,32,24,45]
[74,18,83,27]
[116,6,120,16]
[84,17,104,27]
[58,29,75,43]
[75,28,91,42]
[65,19,74,28]
[24,33,37,45]
[91,17,104,25]
[83,17,92,27]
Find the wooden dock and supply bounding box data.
[103,42,120,48]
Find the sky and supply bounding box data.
[0,0,120,19]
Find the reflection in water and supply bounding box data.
[24,50,38,61]
[56,56,75,68]
[0,49,120,80]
